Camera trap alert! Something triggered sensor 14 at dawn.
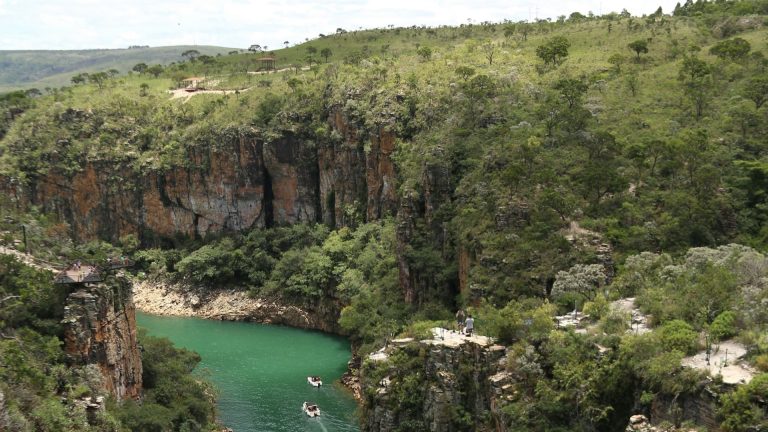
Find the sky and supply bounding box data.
[0,0,681,51]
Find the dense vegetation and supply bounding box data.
[2,0,768,430]
[0,255,218,431]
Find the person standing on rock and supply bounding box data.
[464,315,474,336]
[456,309,465,333]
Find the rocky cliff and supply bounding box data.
[6,108,398,245]
[361,332,506,432]
[62,274,143,401]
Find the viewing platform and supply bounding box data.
[53,258,134,285]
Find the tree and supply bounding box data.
[248,44,262,52]
[626,72,639,97]
[454,65,475,81]
[132,62,148,74]
[551,264,607,307]
[678,56,712,119]
[709,38,751,62]
[70,73,88,85]
[536,36,571,67]
[553,78,588,108]
[481,40,496,65]
[416,46,432,61]
[139,83,150,97]
[88,71,108,90]
[283,41,289,48]
[146,64,164,78]
[286,77,302,92]
[107,68,119,78]
[320,47,332,63]
[743,75,768,109]
[608,53,625,73]
[181,49,200,62]
[628,39,649,60]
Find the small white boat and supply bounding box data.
[307,376,322,387]
[303,401,320,417]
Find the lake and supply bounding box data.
[137,312,359,432]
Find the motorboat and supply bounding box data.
[303,401,320,417]
[307,376,322,387]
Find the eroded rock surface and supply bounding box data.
[62,275,142,401]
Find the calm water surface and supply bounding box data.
[137,312,359,432]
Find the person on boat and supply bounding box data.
[464,314,474,336]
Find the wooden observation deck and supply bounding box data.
[53,258,134,285]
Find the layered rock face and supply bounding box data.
[62,275,142,401]
[362,336,506,432]
[9,110,398,244]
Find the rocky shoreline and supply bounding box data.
[132,277,362,400]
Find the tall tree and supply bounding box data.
[536,36,571,67]
[628,39,649,60]
[678,56,712,119]
[320,48,332,63]
[181,49,200,62]
[481,40,496,65]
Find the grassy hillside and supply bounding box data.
[0,45,238,92]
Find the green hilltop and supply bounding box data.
[0,45,238,92]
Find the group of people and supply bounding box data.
[455,309,474,336]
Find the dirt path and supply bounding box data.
[0,246,57,272]
[168,87,252,101]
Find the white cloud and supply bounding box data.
[0,0,680,50]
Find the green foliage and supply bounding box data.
[628,39,649,59]
[416,46,433,61]
[115,331,216,432]
[709,37,751,61]
[658,320,699,355]
[0,257,216,431]
[536,36,571,67]
[710,311,738,341]
[719,374,768,432]
[176,238,245,284]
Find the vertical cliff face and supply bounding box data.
[62,275,142,401]
[361,336,506,432]
[9,111,402,244]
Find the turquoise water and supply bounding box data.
[136,313,360,432]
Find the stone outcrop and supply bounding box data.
[649,387,721,431]
[625,414,697,432]
[62,275,142,401]
[361,330,505,432]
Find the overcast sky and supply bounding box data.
[0,0,680,50]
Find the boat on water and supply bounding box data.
[307,376,322,387]
[303,402,320,417]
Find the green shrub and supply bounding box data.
[710,311,738,341]
[720,374,768,432]
[658,320,699,355]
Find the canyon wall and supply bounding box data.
[61,275,143,401]
[7,109,398,245]
[361,337,507,432]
